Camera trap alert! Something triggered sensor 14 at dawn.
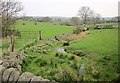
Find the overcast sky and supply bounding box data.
[19,0,119,17]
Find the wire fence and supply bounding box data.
[2,30,41,53]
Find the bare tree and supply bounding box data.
[70,17,80,27]
[1,0,23,37]
[90,11,101,26]
[78,6,92,26]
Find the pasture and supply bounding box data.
[2,20,118,81]
[2,20,74,52]
[65,29,118,80]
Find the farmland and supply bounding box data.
[2,20,118,81]
[1,0,119,82]
[2,20,74,52]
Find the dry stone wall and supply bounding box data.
[0,52,49,82]
[0,33,75,82]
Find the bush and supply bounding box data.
[71,63,80,70]
[42,49,48,54]
[103,55,110,61]
[63,42,70,46]
[23,23,25,25]
[58,59,65,64]
[56,67,76,82]
[55,53,59,57]
[35,58,41,63]
[60,21,72,26]
[59,53,68,59]
[73,50,85,57]
[38,59,48,66]
[69,56,75,60]
[73,28,81,34]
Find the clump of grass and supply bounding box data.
[69,55,75,60]
[38,59,48,66]
[55,67,77,82]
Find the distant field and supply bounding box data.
[88,22,118,29]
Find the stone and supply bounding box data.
[2,68,16,82]
[54,36,60,41]
[0,60,3,65]
[41,79,49,82]
[2,59,10,68]
[0,65,5,83]
[18,72,34,83]
[9,52,17,57]
[8,70,17,81]
[57,48,66,53]
[13,71,21,82]
[30,76,43,83]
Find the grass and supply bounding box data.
[69,29,118,54]
[21,27,118,81]
[2,20,118,81]
[65,29,118,81]
[88,22,118,29]
[21,47,83,81]
[16,20,74,39]
[2,20,74,52]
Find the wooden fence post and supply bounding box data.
[11,34,14,52]
[39,31,42,40]
[8,34,14,53]
[29,32,30,42]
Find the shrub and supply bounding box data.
[55,53,59,57]
[58,59,65,64]
[60,21,72,26]
[35,58,41,63]
[73,50,84,57]
[103,55,110,61]
[63,42,69,46]
[38,60,48,66]
[69,56,75,60]
[73,28,81,34]
[42,49,48,54]
[59,53,67,59]
[23,23,25,25]
[56,67,76,82]
[71,63,80,70]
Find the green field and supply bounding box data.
[65,29,118,81]
[2,20,74,52]
[20,21,118,81]
[2,20,118,81]
[16,20,74,39]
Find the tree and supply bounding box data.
[40,17,52,22]
[90,11,101,26]
[78,6,92,26]
[70,17,80,27]
[1,0,23,37]
[112,16,119,22]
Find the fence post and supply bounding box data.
[29,32,31,42]
[11,34,14,52]
[7,34,14,53]
[39,31,42,40]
